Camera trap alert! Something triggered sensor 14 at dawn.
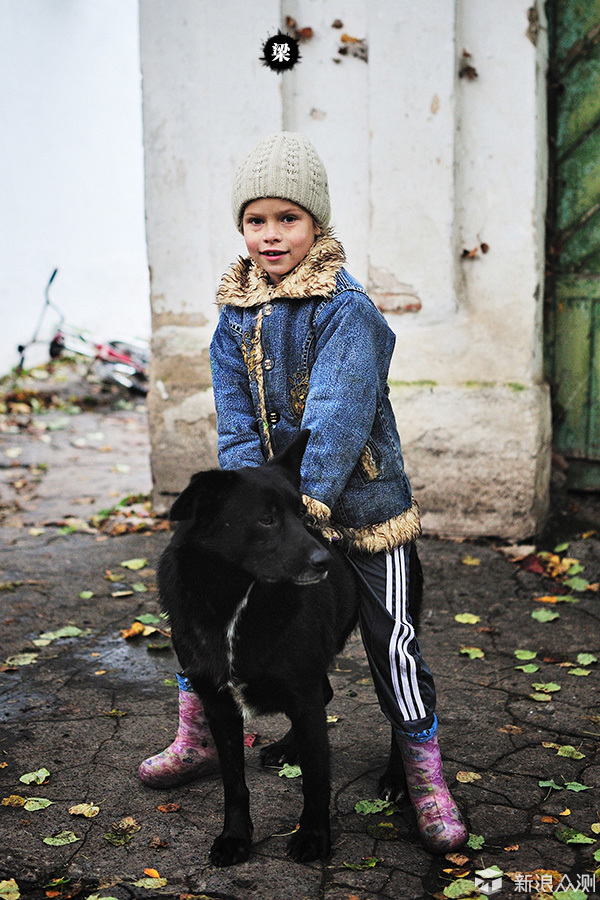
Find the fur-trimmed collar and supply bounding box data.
[216,232,346,308]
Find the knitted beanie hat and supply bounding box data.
[232,132,331,232]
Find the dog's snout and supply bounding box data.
[309,545,332,573]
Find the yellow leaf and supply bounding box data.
[559,808,571,816]
[445,853,470,866]
[2,795,26,807]
[503,843,519,851]
[143,868,161,879]
[461,555,480,566]
[69,802,100,818]
[591,822,600,834]
[456,771,482,783]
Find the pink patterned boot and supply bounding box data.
[397,726,468,853]
[138,674,219,788]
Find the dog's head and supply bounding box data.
[170,430,332,585]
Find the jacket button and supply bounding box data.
[264,358,274,370]
[267,411,280,424]
[264,304,273,315]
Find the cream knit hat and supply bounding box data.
[232,132,331,232]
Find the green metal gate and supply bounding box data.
[546,0,600,489]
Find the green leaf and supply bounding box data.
[594,848,600,862]
[135,613,161,625]
[556,745,585,760]
[355,798,395,816]
[19,768,50,785]
[23,797,53,811]
[564,781,591,792]
[120,558,147,570]
[43,830,79,846]
[132,879,167,889]
[514,649,537,660]
[78,591,94,600]
[443,878,480,898]
[343,856,380,871]
[555,827,595,844]
[5,653,39,667]
[530,692,552,702]
[38,626,82,642]
[454,613,481,625]
[132,583,148,593]
[568,668,590,676]
[278,764,302,778]
[566,563,585,576]
[531,608,560,622]
[366,821,401,840]
[459,646,484,659]
[577,652,598,666]
[531,682,561,693]
[515,663,540,673]
[466,832,485,849]
[554,542,570,552]
[563,576,589,592]
[539,779,563,791]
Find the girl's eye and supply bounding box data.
[282,215,297,223]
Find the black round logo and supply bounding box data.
[260,32,301,73]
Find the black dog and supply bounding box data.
[159,430,421,866]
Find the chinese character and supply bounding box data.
[260,31,300,72]
[577,873,596,892]
[514,874,534,892]
[539,874,554,892]
[556,874,576,891]
[271,42,291,63]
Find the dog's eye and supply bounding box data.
[258,514,275,527]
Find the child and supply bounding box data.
[139,132,467,854]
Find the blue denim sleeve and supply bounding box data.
[209,308,266,470]
[300,290,396,509]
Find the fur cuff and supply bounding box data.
[339,500,422,554]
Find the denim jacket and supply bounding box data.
[210,233,420,554]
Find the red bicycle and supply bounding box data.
[17,269,150,395]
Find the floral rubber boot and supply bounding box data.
[397,725,468,853]
[138,674,219,788]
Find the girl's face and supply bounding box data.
[242,198,320,285]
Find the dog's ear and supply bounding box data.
[270,429,310,489]
[170,469,238,524]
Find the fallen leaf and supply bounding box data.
[568,667,590,676]
[23,797,53,811]
[132,878,167,889]
[157,803,180,813]
[143,869,161,878]
[343,856,381,871]
[19,768,50,785]
[466,833,484,850]
[243,733,258,747]
[78,591,94,600]
[43,830,79,846]
[531,682,561,693]
[514,649,537,660]
[278,764,302,779]
[564,781,591,792]
[557,745,585,759]
[503,843,519,851]
[498,724,522,734]
[2,795,26,807]
[69,802,99,817]
[531,608,560,622]
[555,827,595,844]
[5,653,39,667]
[442,877,479,898]
[456,771,482,784]
[366,821,401,840]
[0,878,20,900]
[120,557,147,570]
[515,663,540,673]
[591,822,600,834]
[577,652,598,666]
[541,815,559,824]
[530,693,552,702]
[445,853,471,866]
[539,779,563,791]
[461,556,480,566]
[459,646,484,659]
[559,808,570,815]
[454,613,481,625]
[354,798,395,815]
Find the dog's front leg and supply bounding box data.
[286,698,331,863]
[202,695,253,866]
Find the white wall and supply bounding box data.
[141,0,551,538]
[0,0,149,377]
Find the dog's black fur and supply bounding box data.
[159,430,422,866]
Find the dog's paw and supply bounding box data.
[209,833,252,867]
[378,767,408,805]
[287,825,331,863]
[259,739,299,767]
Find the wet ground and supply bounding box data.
[1,364,599,900]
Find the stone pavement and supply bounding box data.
[1,365,599,900]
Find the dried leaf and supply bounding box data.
[69,802,99,817]
[445,853,471,866]
[157,803,180,813]
[143,869,161,878]
[456,771,482,784]
[461,556,480,566]
[541,815,559,824]
[0,878,20,900]
[2,795,26,807]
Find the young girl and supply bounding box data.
[139,132,467,854]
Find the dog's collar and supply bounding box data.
[216,232,346,308]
